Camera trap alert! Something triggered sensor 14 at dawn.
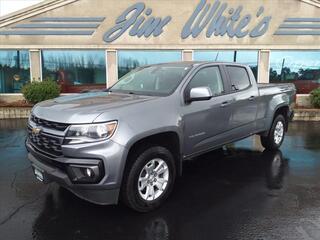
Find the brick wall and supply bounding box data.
[0,107,31,119]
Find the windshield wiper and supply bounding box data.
[106,90,146,95]
[103,88,112,92]
[128,91,136,95]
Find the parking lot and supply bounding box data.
[0,119,320,240]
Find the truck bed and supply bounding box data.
[257,83,296,97]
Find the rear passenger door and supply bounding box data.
[182,65,233,156]
[226,65,258,135]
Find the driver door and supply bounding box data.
[182,65,233,156]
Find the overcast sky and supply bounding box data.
[0,0,43,17]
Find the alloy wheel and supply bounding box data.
[274,121,284,145]
[138,158,169,201]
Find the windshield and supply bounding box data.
[110,65,192,96]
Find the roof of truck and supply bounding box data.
[144,61,247,68]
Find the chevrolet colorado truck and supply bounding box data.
[26,62,296,212]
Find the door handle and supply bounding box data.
[248,96,255,101]
[220,101,231,108]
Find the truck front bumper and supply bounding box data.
[26,139,128,205]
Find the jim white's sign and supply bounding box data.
[0,0,319,40]
[104,0,272,42]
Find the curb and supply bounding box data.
[0,107,32,119]
[293,109,320,122]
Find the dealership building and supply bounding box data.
[0,0,320,105]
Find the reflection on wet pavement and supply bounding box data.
[0,120,320,240]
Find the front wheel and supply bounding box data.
[121,146,176,212]
[260,114,286,150]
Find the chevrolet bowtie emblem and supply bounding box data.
[32,127,42,135]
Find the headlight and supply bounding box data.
[64,121,117,144]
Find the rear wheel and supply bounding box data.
[121,146,176,212]
[260,114,286,150]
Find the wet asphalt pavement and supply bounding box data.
[0,120,320,240]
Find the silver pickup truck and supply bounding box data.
[26,62,296,212]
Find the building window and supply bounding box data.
[0,50,30,93]
[42,50,106,93]
[117,50,182,79]
[194,50,258,80]
[269,51,320,94]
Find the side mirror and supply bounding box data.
[188,86,213,102]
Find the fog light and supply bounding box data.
[66,163,103,184]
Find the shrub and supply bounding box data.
[310,88,320,108]
[22,80,60,104]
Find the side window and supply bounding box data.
[188,67,224,95]
[227,66,251,91]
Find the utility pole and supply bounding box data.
[280,58,285,81]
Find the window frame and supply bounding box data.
[0,49,31,93]
[41,49,107,93]
[193,50,259,80]
[225,65,252,92]
[183,64,228,100]
[269,50,320,94]
[117,50,183,79]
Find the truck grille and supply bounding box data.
[27,125,64,158]
[31,115,69,131]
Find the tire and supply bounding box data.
[260,114,286,150]
[121,146,176,212]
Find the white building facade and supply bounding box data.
[0,0,320,106]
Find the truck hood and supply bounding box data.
[32,92,157,124]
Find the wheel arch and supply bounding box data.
[260,104,290,137]
[119,130,183,188]
[273,105,290,131]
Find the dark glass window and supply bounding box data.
[42,50,106,93]
[0,50,30,93]
[117,51,182,79]
[189,67,224,95]
[194,50,258,80]
[111,64,191,96]
[269,51,320,94]
[227,66,251,91]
